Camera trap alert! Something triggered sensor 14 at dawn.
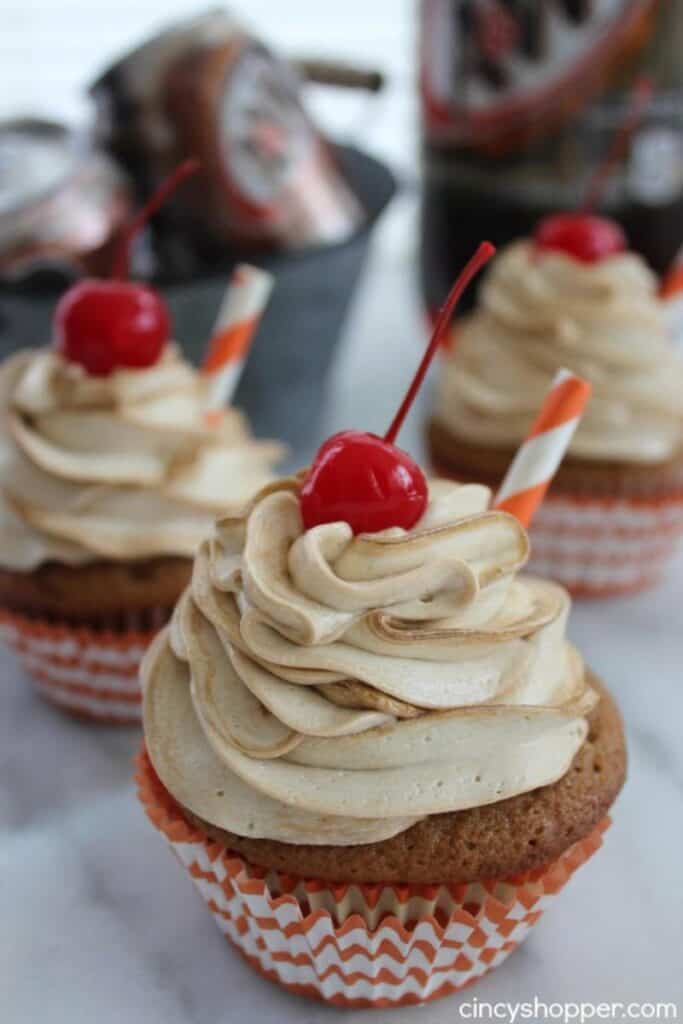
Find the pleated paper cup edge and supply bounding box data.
[0,605,171,722]
[136,745,609,1008]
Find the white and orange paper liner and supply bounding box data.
[137,748,610,1009]
[527,491,683,597]
[491,365,683,595]
[431,450,683,597]
[0,607,170,723]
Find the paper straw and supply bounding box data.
[494,369,592,528]
[203,264,274,411]
[660,264,683,300]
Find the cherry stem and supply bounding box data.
[581,76,654,215]
[384,241,496,446]
[111,158,201,280]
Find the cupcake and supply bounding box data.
[429,214,683,596]
[138,248,626,1006]
[0,343,281,721]
[0,164,282,721]
[138,473,625,1006]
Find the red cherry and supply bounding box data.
[534,213,626,264]
[533,79,652,267]
[55,280,170,376]
[300,242,496,534]
[300,430,429,534]
[53,159,199,377]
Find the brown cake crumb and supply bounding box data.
[427,418,683,499]
[0,557,191,624]
[184,671,626,884]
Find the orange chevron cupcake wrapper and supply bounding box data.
[0,606,171,723]
[137,748,610,1008]
[527,491,683,597]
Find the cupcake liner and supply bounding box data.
[429,436,683,597]
[137,748,610,1008]
[0,606,171,723]
[527,492,683,597]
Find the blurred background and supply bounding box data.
[2,1,682,461]
[0,0,416,172]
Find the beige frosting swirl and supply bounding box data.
[435,242,683,463]
[143,477,596,847]
[0,348,284,569]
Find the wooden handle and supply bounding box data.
[293,58,385,93]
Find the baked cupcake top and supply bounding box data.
[434,241,683,463]
[142,476,596,847]
[0,347,283,570]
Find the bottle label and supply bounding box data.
[420,0,658,150]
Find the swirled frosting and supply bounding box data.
[0,348,284,569]
[435,242,683,463]
[143,477,596,846]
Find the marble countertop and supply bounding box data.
[2,198,682,1022]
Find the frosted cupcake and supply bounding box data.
[429,214,683,596]
[0,163,282,721]
[138,474,624,1006]
[138,247,625,1006]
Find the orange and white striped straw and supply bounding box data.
[203,263,274,411]
[661,263,683,300]
[494,369,592,528]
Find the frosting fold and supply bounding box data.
[435,242,683,463]
[143,478,595,846]
[0,348,283,568]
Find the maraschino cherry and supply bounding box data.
[55,159,200,377]
[534,78,652,265]
[300,242,496,535]
[534,213,626,264]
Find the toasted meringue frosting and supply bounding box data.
[435,242,683,463]
[0,348,284,569]
[143,478,596,846]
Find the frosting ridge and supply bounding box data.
[435,241,683,463]
[143,477,595,846]
[0,348,283,569]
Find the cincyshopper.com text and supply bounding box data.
[456,998,678,1023]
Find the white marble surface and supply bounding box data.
[2,197,683,1022]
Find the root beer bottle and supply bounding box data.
[420,0,683,315]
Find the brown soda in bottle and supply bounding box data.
[420,0,683,316]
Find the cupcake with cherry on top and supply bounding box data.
[0,161,282,722]
[429,209,683,597]
[137,244,626,1008]
[429,83,683,596]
